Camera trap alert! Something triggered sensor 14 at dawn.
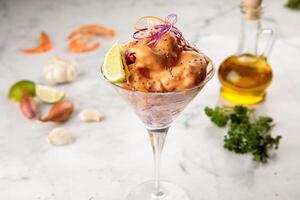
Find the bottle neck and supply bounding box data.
[237,18,260,56]
[237,3,262,56]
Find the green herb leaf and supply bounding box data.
[286,0,300,10]
[204,106,229,127]
[204,105,282,163]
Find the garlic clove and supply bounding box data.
[52,67,67,84]
[78,109,102,122]
[67,63,78,82]
[47,127,74,146]
[45,71,55,85]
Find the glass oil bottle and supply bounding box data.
[218,0,276,105]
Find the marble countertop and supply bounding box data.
[1,0,300,199]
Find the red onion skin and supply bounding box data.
[125,52,136,65]
[132,14,196,51]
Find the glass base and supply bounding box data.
[126,181,191,200]
[220,87,266,105]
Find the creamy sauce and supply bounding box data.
[121,32,208,92]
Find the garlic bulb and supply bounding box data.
[44,56,78,85]
[47,127,74,146]
[78,109,102,122]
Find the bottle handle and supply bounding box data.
[258,28,276,58]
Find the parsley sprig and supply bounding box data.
[286,0,300,10]
[205,106,282,163]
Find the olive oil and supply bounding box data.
[218,0,275,105]
[219,54,272,104]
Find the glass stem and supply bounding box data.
[148,127,169,198]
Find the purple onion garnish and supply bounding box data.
[132,14,196,51]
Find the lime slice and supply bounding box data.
[36,85,65,103]
[102,43,126,83]
[8,80,36,102]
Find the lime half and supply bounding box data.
[102,43,126,83]
[8,80,36,102]
[36,85,65,103]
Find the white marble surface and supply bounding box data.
[1,0,300,199]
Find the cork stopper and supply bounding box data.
[242,0,263,20]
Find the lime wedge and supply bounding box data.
[102,43,126,83]
[36,85,65,103]
[8,80,36,102]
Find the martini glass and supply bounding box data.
[101,60,214,200]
